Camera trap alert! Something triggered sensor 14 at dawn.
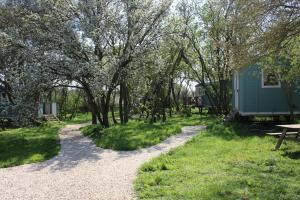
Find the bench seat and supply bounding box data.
[266,132,299,136]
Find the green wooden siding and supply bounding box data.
[235,65,300,114]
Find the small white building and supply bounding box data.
[37,91,59,118]
[38,102,58,118]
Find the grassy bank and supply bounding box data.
[80,115,213,151]
[0,112,93,168]
[0,122,63,168]
[134,121,300,200]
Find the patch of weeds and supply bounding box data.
[80,124,103,138]
[264,157,277,166]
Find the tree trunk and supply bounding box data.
[119,84,124,124]
[110,105,117,124]
[162,108,166,122]
[111,92,118,124]
[92,112,97,124]
[170,79,180,112]
[167,79,172,117]
[80,80,103,125]
[119,82,130,124]
[123,84,129,123]
[102,110,109,127]
[87,97,101,125]
[100,96,110,128]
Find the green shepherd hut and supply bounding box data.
[232,64,300,117]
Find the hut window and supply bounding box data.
[262,70,281,88]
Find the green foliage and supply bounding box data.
[134,120,300,200]
[0,122,63,168]
[180,106,192,117]
[80,115,208,151]
[57,88,87,121]
[80,124,103,138]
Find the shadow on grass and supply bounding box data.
[111,125,206,161]
[79,115,211,151]
[91,117,206,151]
[283,151,300,160]
[0,123,62,168]
[204,120,286,141]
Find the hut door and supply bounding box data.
[234,73,239,110]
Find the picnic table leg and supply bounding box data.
[275,128,287,150]
[296,130,300,139]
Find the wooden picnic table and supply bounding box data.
[275,124,300,150]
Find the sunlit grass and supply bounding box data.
[134,121,300,200]
[64,113,92,124]
[80,115,213,150]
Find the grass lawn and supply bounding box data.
[80,115,214,151]
[64,113,92,124]
[0,122,64,168]
[0,113,93,168]
[134,118,300,200]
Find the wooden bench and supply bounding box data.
[266,132,299,136]
[272,124,300,150]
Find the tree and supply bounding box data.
[0,3,56,125]
[166,0,236,114]
[33,0,172,127]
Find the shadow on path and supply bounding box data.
[28,126,102,172]
[27,125,205,172]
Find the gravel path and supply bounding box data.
[0,124,205,200]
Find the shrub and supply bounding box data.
[180,106,192,117]
[80,124,103,138]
